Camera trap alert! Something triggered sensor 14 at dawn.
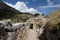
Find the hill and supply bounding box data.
[0,1,33,22]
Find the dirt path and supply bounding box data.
[28,29,38,40]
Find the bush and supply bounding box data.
[34,13,40,17]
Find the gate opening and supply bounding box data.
[30,24,33,29]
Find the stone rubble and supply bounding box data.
[0,15,57,40]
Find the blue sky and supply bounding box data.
[2,0,60,15]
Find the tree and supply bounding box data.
[42,14,44,16]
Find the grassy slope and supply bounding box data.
[49,9,60,30]
[50,10,60,25]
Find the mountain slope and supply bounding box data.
[0,1,33,22]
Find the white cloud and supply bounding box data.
[39,4,60,8]
[4,2,14,7]
[38,0,60,8]
[4,1,41,14]
[47,0,54,5]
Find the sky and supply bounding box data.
[2,0,60,15]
